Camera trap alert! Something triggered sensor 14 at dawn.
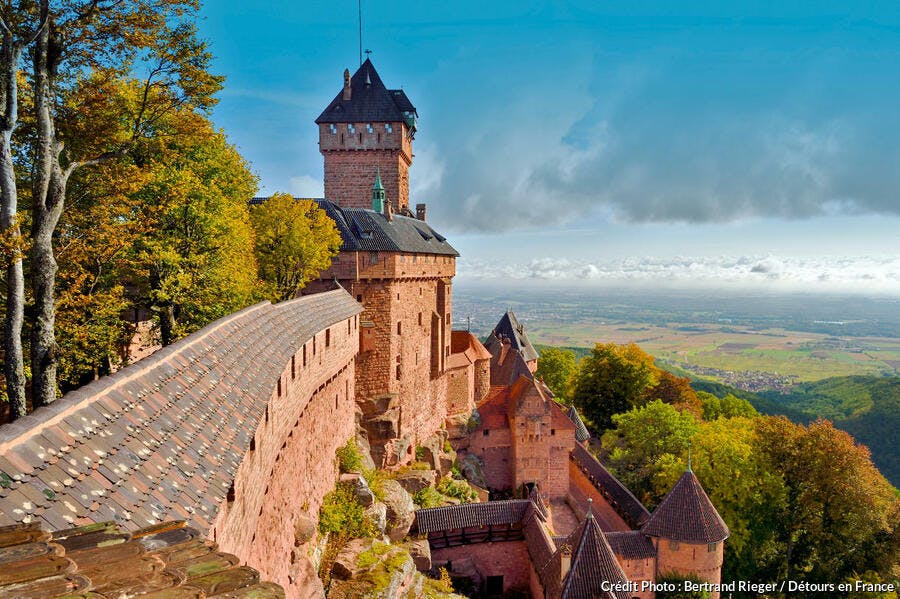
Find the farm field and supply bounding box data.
[454,282,900,388]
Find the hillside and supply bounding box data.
[699,375,899,487]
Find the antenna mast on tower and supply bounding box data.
[358,0,363,65]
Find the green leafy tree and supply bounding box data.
[600,400,698,506]
[572,342,659,430]
[755,416,898,583]
[130,119,258,346]
[536,346,577,401]
[250,192,341,302]
[700,392,757,421]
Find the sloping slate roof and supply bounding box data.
[571,444,651,528]
[413,500,531,534]
[558,513,632,599]
[567,406,591,443]
[0,520,284,597]
[0,290,362,533]
[606,530,656,560]
[316,59,416,124]
[522,506,554,574]
[487,311,539,362]
[642,470,729,543]
[315,200,459,256]
[486,344,534,387]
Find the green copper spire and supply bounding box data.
[371,166,386,212]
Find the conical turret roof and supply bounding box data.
[642,470,729,543]
[558,507,632,599]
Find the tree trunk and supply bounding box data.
[30,11,64,408]
[159,303,176,347]
[0,31,26,418]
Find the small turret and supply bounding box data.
[371,167,386,212]
[643,467,729,598]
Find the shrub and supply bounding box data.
[318,483,377,538]
[443,439,453,453]
[437,477,478,503]
[336,438,363,473]
[413,487,444,509]
[415,445,426,461]
[362,468,387,501]
[423,566,455,597]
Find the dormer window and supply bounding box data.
[384,123,393,133]
[366,124,374,133]
[329,124,337,134]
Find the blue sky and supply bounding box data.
[198,2,900,294]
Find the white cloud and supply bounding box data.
[455,254,900,295]
[289,175,324,198]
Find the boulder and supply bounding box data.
[359,394,395,418]
[353,475,375,507]
[395,469,436,494]
[331,538,375,580]
[458,453,487,489]
[287,553,325,599]
[293,513,317,546]
[407,539,432,572]
[365,501,387,535]
[355,431,377,471]
[381,479,416,541]
[363,409,400,442]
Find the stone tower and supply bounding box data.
[316,59,417,212]
[642,467,730,598]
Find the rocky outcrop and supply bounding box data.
[381,479,416,541]
[331,538,375,580]
[365,502,387,535]
[458,453,487,489]
[407,539,432,572]
[395,469,436,494]
[289,553,326,599]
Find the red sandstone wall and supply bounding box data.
[213,314,360,597]
[319,121,413,211]
[474,359,490,404]
[654,538,725,599]
[433,541,533,595]
[446,364,474,416]
[468,426,513,491]
[617,557,655,599]
[568,460,631,532]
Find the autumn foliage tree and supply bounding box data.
[250,192,341,302]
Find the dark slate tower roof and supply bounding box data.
[642,469,730,543]
[485,311,539,363]
[316,59,417,125]
[315,200,458,256]
[542,505,632,599]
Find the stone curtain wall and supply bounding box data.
[213,313,360,597]
[432,540,534,595]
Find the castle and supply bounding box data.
[0,60,727,599]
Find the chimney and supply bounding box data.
[342,69,351,101]
[560,544,572,580]
[384,199,393,222]
[498,336,511,365]
[416,203,427,221]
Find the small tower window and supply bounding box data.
[397,321,402,335]
[669,540,680,551]
[358,132,363,143]
[326,328,331,347]
[348,124,356,134]
[366,123,374,133]
[329,124,337,134]
[385,123,393,133]
[707,542,717,552]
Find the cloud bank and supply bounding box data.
[455,254,900,295]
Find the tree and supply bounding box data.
[700,392,757,421]
[755,417,898,583]
[250,192,341,302]
[0,8,43,418]
[645,370,703,417]
[128,109,259,346]
[600,400,699,506]
[27,0,222,406]
[571,342,658,430]
[535,346,577,401]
